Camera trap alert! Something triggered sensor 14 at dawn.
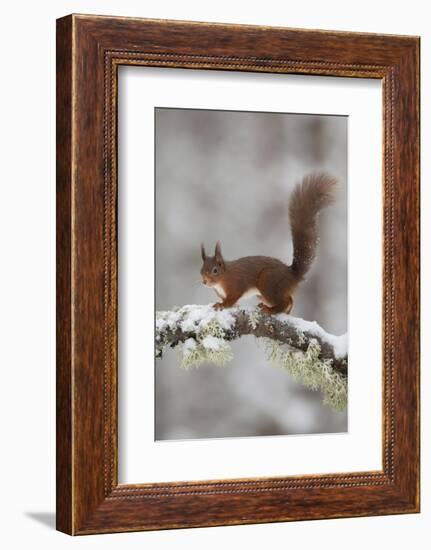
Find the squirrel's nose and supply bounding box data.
[202,278,207,285]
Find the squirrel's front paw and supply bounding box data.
[213,302,225,311]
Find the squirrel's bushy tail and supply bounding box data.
[289,173,337,279]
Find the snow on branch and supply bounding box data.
[156,305,348,411]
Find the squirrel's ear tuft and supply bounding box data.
[200,243,206,261]
[214,241,223,259]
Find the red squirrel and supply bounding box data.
[200,173,337,314]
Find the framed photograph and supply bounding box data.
[56,14,420,535]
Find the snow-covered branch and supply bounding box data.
[156,305,348,411]
[156,305,347,373]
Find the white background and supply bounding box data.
[0,1,428,548]
[119,68,382,483]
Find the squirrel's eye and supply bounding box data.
[212,267,218,274]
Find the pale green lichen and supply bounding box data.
[179,337,232,369]
[248,308,260,330]
[295,329,307,346]
[179,314,233,368]
[155,306,234,369]
[199,318,227,340]
[263,337,347,411]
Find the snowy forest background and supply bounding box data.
[155,107,348,440]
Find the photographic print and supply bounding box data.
[155,107,348,441]
[56,15,420,533]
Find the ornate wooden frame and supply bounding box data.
[56,14,420,535]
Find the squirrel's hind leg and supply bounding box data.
[256,268,295,315]
[259,295,293,315]
[257,294,271,308]
[285,295,293,314]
